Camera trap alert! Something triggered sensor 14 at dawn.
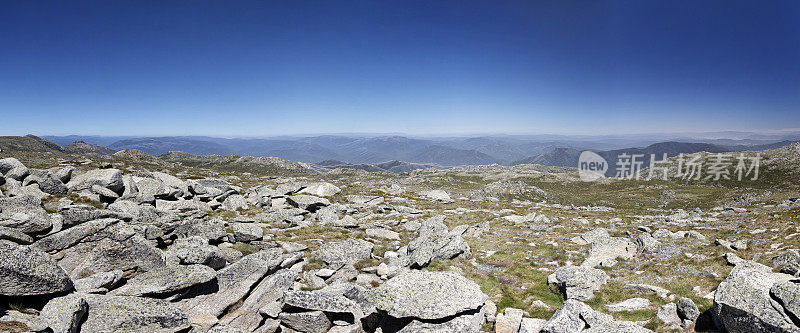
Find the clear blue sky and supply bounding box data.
[1,1,799,136]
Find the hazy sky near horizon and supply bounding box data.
[2,1,799,136]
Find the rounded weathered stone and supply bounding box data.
[676,297,700,322]
[40,293,88,333]
[0,157,25,175]
[770,280,800,322]
[0,242,73,296]
[312,238,373,267]
[66,168,124,193]
[232,222,263,242]
[111,264,216,296]
[298,182,341,197]
[81,294,190,332]
[547,266,608,301]
[283,290,364,318]
[714,261,798,333]
[368,270,487,320]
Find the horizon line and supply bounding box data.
[28,127,800,139]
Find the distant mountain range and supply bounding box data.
[315,160,438,173]
[34,133,800,168]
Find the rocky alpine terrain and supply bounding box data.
[1,138,799,333]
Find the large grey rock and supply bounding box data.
[635,233,661,253]
[277,241,308,253]
[32,218,118,252]
[396,307,485,333]
[0,195,53,234]
[134,177,168,198]
[155,199,210,218]
[279,310,331,333]
[91,184,119,199]
[657,303,680,324]
[222,194,249,211]
[312,238,373,268]
[407,225,470,268]
[331,215,360,228]
[58,206,128,228]
[368,270,487,320]
[622,283,670,299]
[107,199,155,221]
[40,294,88,333]
[572,228,609,245]
[547,266,608,301]
[151,172,187,197]
[582,236,638,268]
[73,269,124,293]
[417,215,449,239]
[0,157,25,174]
[298,182,341,197]
[257,319,281,333]
[420,189,454,203]
[583,321,653,333]
[676,297,700,323]
[345,195,384,207]
[82,294,190,333]
[604,298,651,312]
[495,307,523,333]
[5,166,30,181]
[319,281,378,319]
[119,175,142,199]
[66,169,123,193]
[55,223,164,278]
[177,249,284,319]
[713,261,799,333]
[232,222,263,242]
[220,269,298,331]
[772,249,800,276]
[172,219,227,242]
[25,171,67,195]
[16,182,49,200]
[541,299,613,333]
[0,310,49,332]
[207,324,248,333]
[315,207,339,225]
[167,236,226,269]
[282,290,365,319]
[770,280,800,325]
[0,242,73,296]
[0,225,34,244]
[519,318,547,333]
[541,299,649,333]
[111,264,216,296]
[55,166,74,183]
[196,178,234,196]
[287,195,330,212]
[329,323,363,333]
[366,227,400,240]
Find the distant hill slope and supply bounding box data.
[109,137,233,156]
[158,151,319,174]
[512,141,797,175]
[102,135,502,166]
[511,147,582,167]
[0,135,64,153]
[62,141,116,155]
[112,149,168,165]
[722,140,800,151]
[38,134,800,168]
[314,159,438,173]
[408,145,498,165]
[42,135,133,147]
